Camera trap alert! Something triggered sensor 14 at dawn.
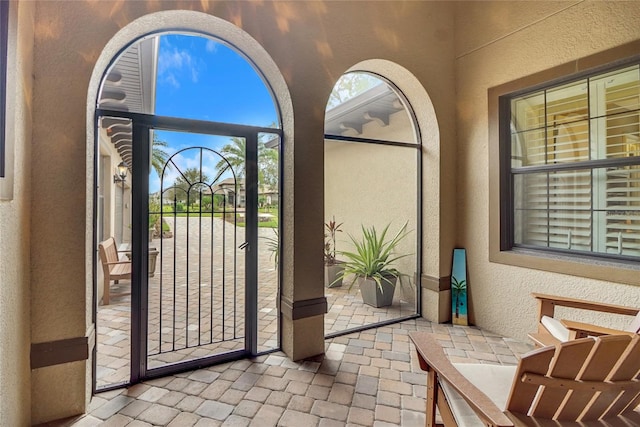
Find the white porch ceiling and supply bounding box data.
[98,37,158,168]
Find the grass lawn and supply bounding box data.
[168,208,278,228]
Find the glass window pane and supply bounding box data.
[511,129,546,167]
[514,166,640,257]
[324,139,418,333]
[514,173,549,247]
[601,165,640,257]
[589,65,640,117]
[98,34,279,128]
[515,170,593,251]
[590,113,640,161]
[511,92,544,132]
[257,132,279,352]
[546,119,590,164]
[589,66,640,161]
[96,115,133,389]
[509,64,640,260]
[548,170,592,250]
[325,72,417,144]
[546,80,588,125]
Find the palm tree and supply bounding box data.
[152,135,171,177]
[215,137,279,189]
[215,137,246,179]
[451,276,467,319]
[172,167,210,205]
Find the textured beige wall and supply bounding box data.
[24,1,456,422]
[333,57,455,281]
[325,108,419,280]
[0,1,34,425]
[455,1,640,341]
[16,0,640,422]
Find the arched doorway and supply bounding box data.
[324,71,422,336]
[91,26,286,390]
[323,60,440,336]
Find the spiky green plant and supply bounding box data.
[338,222,411,292]
[262,228,279,268]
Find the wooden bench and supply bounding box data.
[98,237,131,305]
[529,292,640,347]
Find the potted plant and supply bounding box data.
[263,227,279,269]
[324,216,344,288]
[149,200,161,241]
[339,222,410,307]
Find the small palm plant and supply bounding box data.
[451,276,467,319]
[339,222,410,293]
[263,228,279,269]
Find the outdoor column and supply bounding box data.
[279,211,326,362]
[421,274,452,323]
[280,247,327,360]
[279,122,326,361]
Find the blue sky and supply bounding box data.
[150,34,278,193]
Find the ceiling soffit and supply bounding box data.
[98,37,158,168]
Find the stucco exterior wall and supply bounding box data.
[455,1,640,341]
[0,1,34,425]
[23,1,456,422]
[9,0,640,423]
[325,108,419,282]
[325,140,418,277]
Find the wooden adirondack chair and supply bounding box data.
[98,237,131,305]
[529,293,640,347]
[409,332,640,427]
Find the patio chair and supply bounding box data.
[409,332,640,427]
[98,237,131,305]
[529,293,640,347]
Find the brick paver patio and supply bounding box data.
[52,318,534,426]
[76,218,535,426]
[97,218,417,389]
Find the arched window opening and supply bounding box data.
[95,32,281,390]
[324,71,421,337]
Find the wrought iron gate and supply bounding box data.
[96,108,281,387]
[147,145,248,370]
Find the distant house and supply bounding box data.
[211,177,244,208]
[209,178,278,209]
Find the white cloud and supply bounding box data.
[162,73,180,89]
[158,48,191,74]
[158,46,199,86]
[205,39,218,53]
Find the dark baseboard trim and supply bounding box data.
[31,327,95,369]
[281,296,327,320]
[421,274,450,292]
